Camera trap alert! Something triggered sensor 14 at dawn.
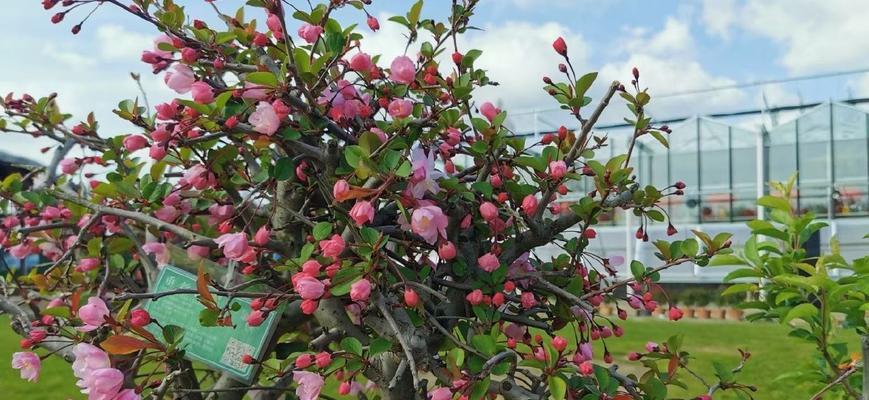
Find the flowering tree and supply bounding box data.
[1,1,745,399]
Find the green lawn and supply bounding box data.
[0,316,859,399]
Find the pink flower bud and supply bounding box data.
[350,278,372,302]
[479,201,498,221]
[465,289,483,306]
[552,36,567,56]
[129,309,151,327]
[123,134,148,152]
[438,241,456,261]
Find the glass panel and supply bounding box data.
[799,184,829,216]
[731,127,758,221]
[669,119,700,223]
[699,120,730,222]
[767,120,797,183]
[797,104,831,185]
[832,104,868,216]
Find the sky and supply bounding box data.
[3,0,869,164]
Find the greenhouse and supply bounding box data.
[538,102,869,282]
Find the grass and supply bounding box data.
[0,316,859,399]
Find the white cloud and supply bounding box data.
[700,0,736,40]
[622,18,694,57]
[96,24,153,61]
[710,0,869,74]
[599,17,745,121]
[41,44,96,69]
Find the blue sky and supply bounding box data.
[2,0,868,162]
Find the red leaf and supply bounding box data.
[197,263,217,310]
[101,335,160,355]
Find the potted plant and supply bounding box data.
[680,289,697,318]
[694,291,712,319]
[723,294,745,321]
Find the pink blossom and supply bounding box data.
[410,204,447,245]
[247,310,265,327]
[479,202,498,221]
[387,99,413,118]
[314,352,331,369]
[465,289,483,305]
[521,292,537,309]
[60,158,78,174]
[350,278,372,302]
[297,23,323,44]
[9,242,32,259]
[389,55,416,84]
[645,342,658,353]
[142,242,170,267]
[186,245,210,261]
[72,343,110,379]
[254,226,270,246]
[548,160,567,180]
[130,309,151,327]
[183,164,215,190]
[301,260,321,276]
[429,387,452,400]
[11,352,40,382]
[242,83,270,100]
[349,52,373,72]
[318,234,345,259]
[77,258,101,273]
[349,200,375,226]
[266,14,283,37]
[292,371,324,400]
[154,206,179,222]
[114,389,141,400]
[332,179,350,201]
[477,253,500,272]
[248,101,281,135]
[577,342,593,362]
[78,367,123,400]
[207,204,234,225]
[149,145,167,160]
[521,195,538,216]
[190,81,214,104]
[78,297,110,332]
[480,102,500,122]
[215,232,255,262]
[154,101,177,120]
[164,64,195,94]
[409,148,442,198]
[294,276,325,300]
[150,125,170,142]
[123,135,148,152]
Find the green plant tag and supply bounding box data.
[143,266,282,384]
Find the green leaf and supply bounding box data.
[340,337,363,356]
[312,222,332,241]
[630,260,645,280]
[273,157,295,181]
[368,337,392,355]
[470,335,496,356]
[548,375,567,400]
[708,254,745,267]
[782,303,818,324]
[757,195,791,212]
[407,0,424,26]
[721,283,757,296]
[574,72,597,98]
[245,71,278,88]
